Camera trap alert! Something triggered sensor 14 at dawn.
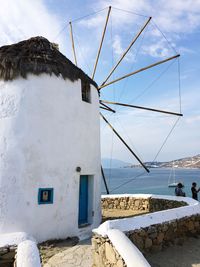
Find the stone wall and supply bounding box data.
[93,196,196,266]
[92,235,126,267]
[101,197,149,212]
[126,214,200,253]
[101,196,187,213]
[92,214,200,267]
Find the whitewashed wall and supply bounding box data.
[0,74,101,242]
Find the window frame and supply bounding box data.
[81,80,91,103]
[38,188,54,205]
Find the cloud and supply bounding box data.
[0,0,63,47]
[87,0,200,58]
[155,0,200,33]
[95,0,200,34]
[141,39,172,58]
[78,12,105,28]
[112,35,123,55]
[112,35,135,61]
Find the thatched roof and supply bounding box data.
[0,36,97,88]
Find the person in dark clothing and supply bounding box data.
[175,183,186,197]
[191,182,200,200]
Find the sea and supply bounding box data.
[101,168,200,198]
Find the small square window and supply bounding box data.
[81,80,91,103]
[38,188,54,204]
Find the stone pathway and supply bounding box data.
[43,236,200,267]
[146,236,200,267]
[43,239,92,267]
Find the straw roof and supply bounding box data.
[0,36,97,87]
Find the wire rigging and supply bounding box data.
[110,170,146,193]
[151,20,178,55]
[178,57,182,114]
[116,21,148,105]
[73,30,92,74]
[70,7,108,23]
[53,23,69,42]
[112,6,149,18]
[152,117,181,162]
[116,118,144,162]
[122,60,177,110]
[108,13,116,184]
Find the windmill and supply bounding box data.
[67,6,182,194]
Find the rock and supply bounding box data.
[116,259,124,267]
[145,238,152,249]
[157,233,164,243]
[93,252,103,267]
[135,200,140,207]
[149,233,157,239]
[120,202,125,207]
[114,200,119,206]
[92,239,98,251]
[134,236,144,249]
[162,224,169,232]
[188,221,194,231]
[105,242,116,263]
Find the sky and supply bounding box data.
[0,0,199,165]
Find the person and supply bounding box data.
[175,183,186,197]
[191,182,200,200]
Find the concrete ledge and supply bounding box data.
[108,229,150,267]
[16,240,41,267]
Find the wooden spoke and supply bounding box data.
[99,54,180,90]
[100,100,183,116]
[69,21,78,66]
[101,166,110,194]
[92,6,112,80]
[100,113,150,173]
[100,106,115,112]
[101,16,152,86]
[100,102,116,113]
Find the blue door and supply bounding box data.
[78,175,88,225]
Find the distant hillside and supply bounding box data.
[126,154,200,169]
[161,154,200,168]
[102,158,132,168]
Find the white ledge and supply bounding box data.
[16,240,41,267]
[107,229,151,267]
[94,194,200,237]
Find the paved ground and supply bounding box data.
[146,236,200,267]
[43,239,92,267]
[102,209,147,222]
[43,236,200,267]
[40,209,200,267]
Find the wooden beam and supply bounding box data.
[69,21,78,66]
[101,16,152,86]
[99,54,180,89]
[100,106,115,112]
[100,100,183,117]
[101,166,110,194]
[100,102,116,113]
[92,6,112,80]
[100,113,150,173]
